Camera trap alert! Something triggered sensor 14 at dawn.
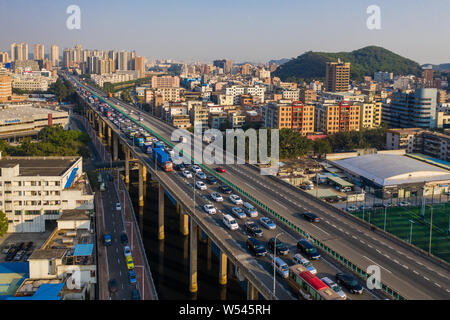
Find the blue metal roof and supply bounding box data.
[7,283,64,300]
[64,167,79,189]
[73,244,94,257]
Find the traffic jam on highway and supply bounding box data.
[75,81,384,301]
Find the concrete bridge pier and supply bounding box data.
[247,281,258,300]
[113,134,119,161]
[138,162,145,207]
[125,147,130,186]
[178,203,189,236]
[189,220,198,293]
[206,237,212,271]
[107,126,112,147]
[219,252,227,285]
[157,183,164,240]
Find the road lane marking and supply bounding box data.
[363,256,392,274]
[311,224,330,236]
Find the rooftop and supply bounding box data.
[0,156,79,176]
[0,105,68,122]
[57,210,90,221]
[331,154,450,186]
[29,249,67,260]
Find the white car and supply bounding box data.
[211,192,223,202]
[292,253,317,275]
[321,277,347,300]
[116,202,121,211]
[229,194,243,205]
[231,207,246,219]
[195,181,207,190]
[182,170,192,178]
[191,165,202,173]
[259,217,276,230]
[346,205,358,212]
[123,245,132,257]
[195,171,206,180]
[399,201,411,207]
[203,204,216,214]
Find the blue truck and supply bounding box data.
[152,147,173,172]
[104,233,112,246]
[134,136,145,148]
[153,141,164,149]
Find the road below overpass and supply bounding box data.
[70,75,450,300]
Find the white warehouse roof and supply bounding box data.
[331,154,450,187]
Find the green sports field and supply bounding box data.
[352,203,450,263]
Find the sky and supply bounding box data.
[1,0,449,64]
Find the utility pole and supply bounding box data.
[428,206,433,256]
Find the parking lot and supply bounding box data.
[0,230,53,263]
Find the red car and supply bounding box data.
[215,167,226,173]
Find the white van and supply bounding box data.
[242,202,258,217]
[272,257,289,278]
[223,214,239,231]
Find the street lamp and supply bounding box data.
[428,206,434,256]
[124,221,134,251]
[383,205,388,232]
[408,220,414,244]
[273,232,283,297]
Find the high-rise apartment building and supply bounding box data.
[11,42,28,61]
[33,43,45,60]
[151,76,180,88]
[0,52,8,64]
[422,68,434,87]
[359,101,382,129]
[50,45,59,66]
[383,88,438,129]
[118,51,129,71]
[263,101,315,135]
[316,101,360,134]
[213,59,233,74]
[63,49,72,69]
[325,59,351,92]
[134,56,145,78]
[0,68,12,102]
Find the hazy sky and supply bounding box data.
[1,0,449,64]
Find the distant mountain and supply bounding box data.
[273,46,422,82]
[268,58,290,66]
[421,63,450,71]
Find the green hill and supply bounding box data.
[273,46,422,82]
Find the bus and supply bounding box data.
[287,264,343,300]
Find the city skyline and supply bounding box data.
[1,0,449,64]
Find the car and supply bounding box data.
[195,181,207,190]
[259,217,276,230]
[292,253,317,274]
[268,237,289,255]
[14,250,24,261]
[246,237,267,256]
[399,201,411,207]
[300,212,320,223]
[346,205,358,212]
[174,164,185,171]
[126,256,135,270]
[195,171,206,180]
[210,192,223,202]
[205,176,217,185]
[108,279,118,293]
[23,252,32,262]
[182,170,193,178]
[229,194,243,205]
[131,288,140,300]
[219,185,232,194]
[335,273,364,294]
[18,242,25,250]
[128,270,137,284]
[120,233,128,245]
[116,202,121,211]
[231,207,246,219]
[191,165,202,173]
[215,167,226,173]
[244,221,263,237]
[5,253,14,261]
[203,204,216,214]
[359,205,372,210]
[321,277,347,300]
[2,244,12,254]
[103,233,112,246]
[296,239,320,260]
[124,245,132,257]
